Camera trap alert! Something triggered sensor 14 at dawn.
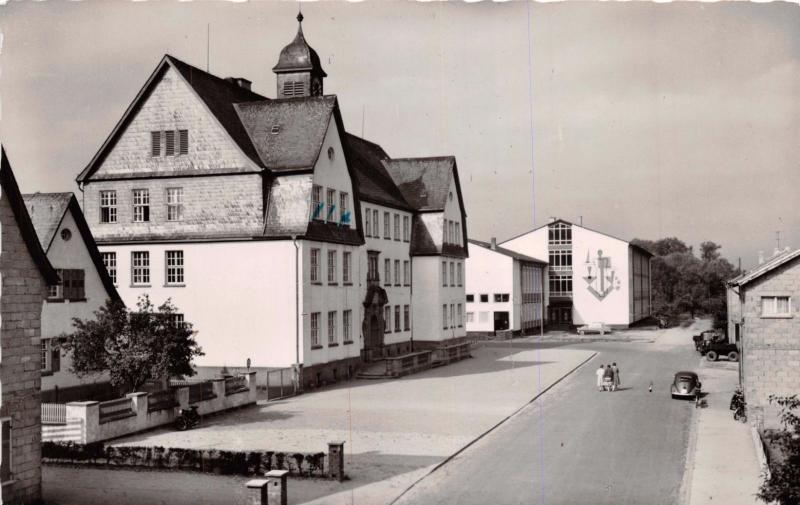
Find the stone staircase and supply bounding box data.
[356,360,390,380]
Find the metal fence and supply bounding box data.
[99,397,134,424]
[265,367,297,401]
[41,403,66,424]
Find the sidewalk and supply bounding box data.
[686,359,763,505]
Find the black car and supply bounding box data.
[671,371,701,399]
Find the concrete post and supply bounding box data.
[293,364,304,394]
[175,387,190,409]
[328,441,345,481]
[244,371,258,402]
[245,479,269,505]
[127,392,148,423]
[265,469,289,505]
[65,401,99,444]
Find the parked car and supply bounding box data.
[700,340,739,362]
[693,330,724,352]
[577,322,610,335]
[671,371,701,399]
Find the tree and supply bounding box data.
[758,395,800,505]
[62,295,203,392]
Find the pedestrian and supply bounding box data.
[603,363,614,391]
[611,362,620,391]
[596,364,605,391]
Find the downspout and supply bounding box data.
[293,236,302,392]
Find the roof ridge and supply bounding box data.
[388,155,455,162]
[164,54,267,101]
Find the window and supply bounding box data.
[102,252,117,285]
[328,311,337,345]
[457,262,463,286]
[364,206,371,236]
[466,294,474,303]
[549,274,573,295]
[384,306,392,333]
[41,339,50,372]
[450,304,455,329]
[385,259,391,286]
[132,189,150,223]
[394,305,401,332]
[178,129,189,155]
[312,185,324,221]
[167,188,184,221]
[762,296,791,317]
[450,221,455,244]
[394,260,400,286]
[384,212,391,239]
[479,311,489,323]
[443,304,448,329]
[443,219,449,243]
[548,250,572,271]
[310,248,321,283]
[165,250,184,285]
[466,312,475,323]
[442,261,447,287]
[368,251,379,283]
[494,293,510,302]
[450,262,455,287]
[326,189,337,222]
[394,214,400,240]
[403,261,410,286]
[168,314,185,328]
[343,310,352,343]
[310,312,321,347]
[548,222,572,246]
[48,269,85,301]
[340,192,350,225]
[100,190,117,223]
[328,250,337,284]
[343,252,352,284]
[404,305,410,331]
[372,210,379,237]
[480,294,489,303]
[151,131,161,157]
[1,419,11,483]
[165,130,176,156]
[132,252,150,286]
[403,216,410,242]
[457,304,463,327]
[455,222,461,245]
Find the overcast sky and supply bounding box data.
[1,1,798,269]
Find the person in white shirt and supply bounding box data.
[596,364,606,391]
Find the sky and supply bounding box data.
[1,1,798,269]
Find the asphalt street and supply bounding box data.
[394,327,701,505]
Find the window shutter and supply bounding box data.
[165,130,175,156]
[62,269,73,300]
[178,130,188,155]
[75,269,85,299]
[151,131,161,157]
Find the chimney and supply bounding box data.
[758,251,765,265]
[490,237,497,250]
[225,77,252,91]
[774,247,782,258]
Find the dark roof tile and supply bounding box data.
[383,157,455,211]
[344,134,410,210]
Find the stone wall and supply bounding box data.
[740,257,800,427]
[1,190,48,504]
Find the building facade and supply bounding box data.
[75,16,467,388]
[727,248,800,427]
[23,193,121,402]
[0,147,60,504]
[465,239,546,337]
[501,218,652,328]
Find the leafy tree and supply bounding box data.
[758,395,800,505]
[62,295,203,392]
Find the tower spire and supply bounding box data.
[272,10,327,98]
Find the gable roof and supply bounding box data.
[469,239,546,264]
[77,54,267,183]
[235,96,335,172]
[382,157,455,211]
[344,133,411,210]
[729,248,800,288]
[23,192,122,303]
[0,146,59,284]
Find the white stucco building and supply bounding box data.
[75,15,468,388]
[501,219,652,329]
[465,239,546,337]
[23,193,121,402]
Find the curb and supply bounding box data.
[679,392,701,505]
[388,351,599,505]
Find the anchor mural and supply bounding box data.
[583,249,621,301]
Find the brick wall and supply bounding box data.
[83,174,265,242]
[740,257,800,427]
[1,191,47,504]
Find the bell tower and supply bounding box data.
[272,13,327,99]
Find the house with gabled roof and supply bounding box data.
[75,14,468,388]
[23,192,121,402]
[500,218,652,329]
[727,247,800,427]
[1,145,60,504]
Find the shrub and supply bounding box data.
[758,395,800,505]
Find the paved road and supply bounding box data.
[394,326,702,505]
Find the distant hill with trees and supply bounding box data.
[631,237,739,329]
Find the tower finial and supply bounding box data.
[297,11,303,24]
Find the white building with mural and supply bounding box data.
[501,219,652,329]
[464,238,546,337]
[75,15,468,388]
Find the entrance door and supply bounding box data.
[547,307,572,328]
[494,312,510,331]
[367,315,382,349]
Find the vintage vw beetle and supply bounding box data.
[671,371,701,399]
